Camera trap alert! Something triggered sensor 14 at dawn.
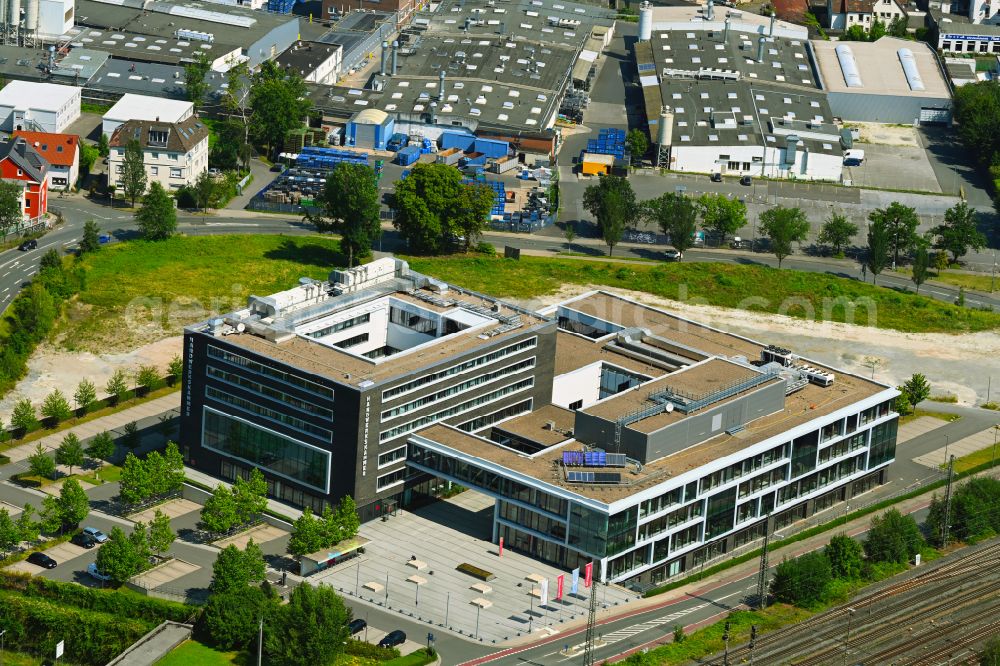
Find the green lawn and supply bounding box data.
[385,650,437,666]
[899,408,961,426]
[930,270,995,293]
[72,463,122,485]
[155,640,245,666]
[952,438,1000,474]
[404,255,1000,334]
[59,235,345,353]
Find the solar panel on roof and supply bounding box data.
[566,471,595,483]
[593,472,621,484]
[606,453,627,467]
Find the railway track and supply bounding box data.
[700,541,1000,665]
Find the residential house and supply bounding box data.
[12,131,80,191]
[827,0,875,29]
[108,117,209,192]
[0,138,49,221]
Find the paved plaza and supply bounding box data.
[312,491,639,645]
[897,415,949,444]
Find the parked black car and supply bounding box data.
[27,552,57,569]
[349,619,367,635]
[71,532,98,549]
[379,630,406,648]
[740,175,752,186]
[18,239,37,251]
[710,172,722,182]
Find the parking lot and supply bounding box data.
[843,142,942,193]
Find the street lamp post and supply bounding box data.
[992,425,999,469]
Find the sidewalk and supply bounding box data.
[1,393,181,462]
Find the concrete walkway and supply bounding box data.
[1,393,181,462]
[914,425,1000,469]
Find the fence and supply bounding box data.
[1,218,48,244]
[488,213,555,234]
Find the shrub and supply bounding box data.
[770,551,832,607]
[864,508,923,564]
[345,639,400,660]
[475,241,496,256]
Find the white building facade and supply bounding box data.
[108,117,209,191]
[0,81,81,134]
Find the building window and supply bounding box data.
[378,446,407,468]
[334,333,370,349]
[151,166,158,175]
[170,168,183,178]
[205,365,333,418]
[115,165,123,174]
[305,313,371,339]
[206,344,334,399]
[202,408,330,492]
[377,467,406,490]
[868,418,898,468]
[206,386,332,440]
[569,399,583,410]
[16,169,22,176]
[456,398,533,432]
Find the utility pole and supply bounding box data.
[755,515,772,609]
[582,575,599,666]
[748,624,757,666]
[942,454,956,547]
[722,621,731,666]
[842,608,855,666]
[257,616,263,666]
[992,424,999,469]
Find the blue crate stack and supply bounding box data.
[267,0,296,13]
[463,178,505,216]
[295,146,369,170]
[585,127,626,160]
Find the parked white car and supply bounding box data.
[87,562,112,582]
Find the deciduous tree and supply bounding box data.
[148,509,176,557]
[770,550,831,607]
[0,180,23,237]
[74,378,98,415]
[96,525,148,585]
[818,213,858,256]
[56,478,90,528]
[56,433,85,476]
[759,206,809,268]
[866,218,892,284]
[265,583,350,666]
[41,389,72,425]
[863,508,923,564]
[868,202,919,268]
[0,508,18,553]
[288,506,324,558]
[135,182,177,240]
[911,244,929,294]
[201,484,239,535]
[119,452,150,506]
[201,584,276,650]
[135,364,161,395]
[583,174,637,256]
[11,398,38,433]
[249,61,312,158]
[309,162,381,265]
[27,442,55,480]
[211,540,266,593]
[87,431,116,462]
[642,193,698,256]
[184,52,211,111]
[932,201,987,264]
[825,534,864,579]
[625,129,649,161]
[697,193,747,241]
[120,139,148,207]
[232,468,268,526]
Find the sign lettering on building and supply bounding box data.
[362,395,371,477]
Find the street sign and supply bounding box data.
[55,640,64,659]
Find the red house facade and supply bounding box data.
[0,137,49,221]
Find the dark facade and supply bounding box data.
[180,320,556,520]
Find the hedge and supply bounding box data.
[0,453,10,465]
[0,571,195,624]
[0,589,154,665]
[346,638,400,661]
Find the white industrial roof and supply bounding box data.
[103,93,194,123]
[0,81,80,110]
[812,37,949,98]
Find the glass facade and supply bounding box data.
[705,486,737,539]
[498,500,567,540]
[206,365,333,418]
[790,432,819,478]
[206,344,333,399]
[607,507,637,556]
[567,503,609,557]
[869,418,898,468]
[205,386,331,440]
[203,408,330,492]
[599,366,649,400]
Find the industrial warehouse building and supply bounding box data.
[811,37,953,124]
[634,5,844,180]
[0,81,81,133]
[180,259,899,585]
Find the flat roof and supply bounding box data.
[648,4,808,40]
[275,41,342,76]
[812,37,950,98]
[103,93,193,123]
[931,8,1000,36]
[412,291,890,504]
[0,80,79,108]
[492,404,576,448]
[553,330,666,378]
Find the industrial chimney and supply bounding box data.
[757,36,766,62]
[438,70,446,99]
[769,12,776,37]
[706,0,714,20]
[391,40,399,76]
[723,17,730,43]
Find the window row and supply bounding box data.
[205,386,332,440]
[381,358,535,421]
[206,365,333,419]
[639,500,703,541]
[207,344,333,399]
[380,378,534,441]
[382,337,537,401]
[203,409,329,492]
[818,431,867,465]
[639,482,697,518]
[778,454,865,505]
[305,313,371,339]
[378,446,407,467]
[498,500,567,541]
[738,466,788,499]
[700,442,787,494]
[377,467,406,490]
[389,306,437,334]
[458,399,533,433]
[335,333,370,349]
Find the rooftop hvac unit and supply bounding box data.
[761,344,795,367]
[176,28,215,43]
[795,364,835,387]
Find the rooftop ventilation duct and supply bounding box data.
[757,36,766,62]
[380,40,389,75]
[769,11,776,37]
[706,0,714,20]
[391,40,399,76]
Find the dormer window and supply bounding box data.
[148,129,170,147]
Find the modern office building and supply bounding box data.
[407,291,899,586]
[180,258,555,521]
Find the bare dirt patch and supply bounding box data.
[520,285,1000,406]
[848,122,920,147]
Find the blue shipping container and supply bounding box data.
[395,146,421,166]
[439,131,475,152]
[473,138,509,159]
